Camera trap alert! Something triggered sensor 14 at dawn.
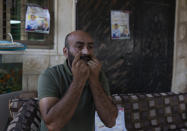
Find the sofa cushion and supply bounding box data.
[113,92,187,131]
[8,91,37,119]
[7,98,41,131]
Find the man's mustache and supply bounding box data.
[80,55,92,62]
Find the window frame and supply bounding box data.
[0,0,55,49]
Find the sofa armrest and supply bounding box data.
[7,98,41,131]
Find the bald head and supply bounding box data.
[65,30,93,48]
[63,30,94,66]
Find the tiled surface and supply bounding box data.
[23,55,50,75]
[27,75,39,91]
[2,55,23,63]
[49,55,66,67]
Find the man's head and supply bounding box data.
[114,23,119,29]
[31,15,36,21]
[63,30,94,67]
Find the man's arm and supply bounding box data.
[88,58,118,128]
[39,81,84,131]
[39,53,90,131]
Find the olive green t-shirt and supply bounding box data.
[38,60,110,131]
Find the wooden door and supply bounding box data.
[76,0,175,94]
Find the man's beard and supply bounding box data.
[67,50,92,67]
[68,50,74,67]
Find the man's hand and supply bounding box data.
[72,53,90,87]
[87,56,118,127]
[88,56,101,82]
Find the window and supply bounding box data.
[0,0,54,49]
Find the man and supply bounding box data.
[38,30,118,131]
[112,23,121,38]
[26,15,38,30]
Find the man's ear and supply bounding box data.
[63,47,68,58]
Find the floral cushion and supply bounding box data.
[7,98,41,131]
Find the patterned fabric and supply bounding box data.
[9,91,37,119]
[112,92,187,131]
[7,98,41,131]
[9,98,32,119]
[7,92,187,131]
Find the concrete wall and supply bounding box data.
[172,0,187,93]
[0,0,75,91]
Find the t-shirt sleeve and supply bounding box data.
[100,71,111,96]
[38,68,60,100]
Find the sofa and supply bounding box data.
[6,92,187,131]
[0,91,24,131]
[112,92,187,131]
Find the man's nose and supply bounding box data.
[82,47,89,54]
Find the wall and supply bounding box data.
[0,0,187,93]
[0,0,75,92]
[172,0,187,92]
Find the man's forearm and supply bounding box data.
[45,81,84,130]
[89,79,118,128]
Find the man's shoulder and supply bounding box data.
[49,64,65,71]
[41,64,65,77]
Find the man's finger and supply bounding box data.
[90,58,100,67]
[90,55,99,63]
[88,60,95,64]
[72,52,81,66]
[88,60,97,67]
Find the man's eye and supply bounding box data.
[77,46,83,49]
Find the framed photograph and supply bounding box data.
[111,10,130,39]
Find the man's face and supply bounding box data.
[114,24,119,29]
[67,48,75,67]
[31,15,36,20]
[66,31,94,66]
